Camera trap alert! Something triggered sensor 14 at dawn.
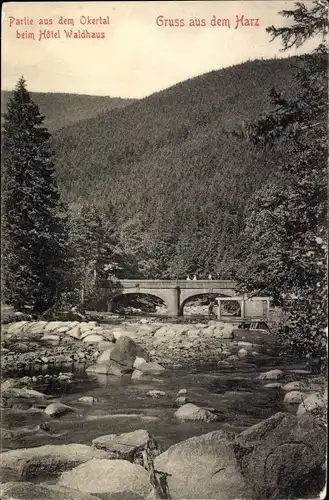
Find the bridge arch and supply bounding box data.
[180,290,237,316]
[108,290,170,314]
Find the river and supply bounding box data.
[2,354,307,454]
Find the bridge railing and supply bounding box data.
[99,279,237,289]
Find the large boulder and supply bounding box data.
[92,429,160,465]
[109,336,148,369]
[58,458,153,498]
[0,482,101,500]
[234,412,326,499]
[154,430,251,499]
[0,444,107,481]
[174,403,224,423]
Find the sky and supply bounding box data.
[1,1,320,98]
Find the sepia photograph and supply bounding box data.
[1,1,328,499]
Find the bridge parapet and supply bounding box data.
[100,279,237,290]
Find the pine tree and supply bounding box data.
[69,203,124,309]
[2,77,70,313]
[234,1,328,363]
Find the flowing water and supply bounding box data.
[2,355,308,454]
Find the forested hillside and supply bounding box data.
[52,57,302,278]
[1,91,135,132]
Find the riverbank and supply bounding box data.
[1,317,327,499]
[1,317,278,373]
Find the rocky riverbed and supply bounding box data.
[1,317,279,373]
[1,317,327,499]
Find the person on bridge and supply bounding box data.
[193,274,197,280]
[208,273,213,280]
[208,298,216,318]
[186,275,191,280]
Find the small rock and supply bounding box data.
[45,402,74,417]
[82,334,105,343]
[258,369,285,380]
[131,370,143,380]
[18,376,32,386]
[297,392,327,416]
[78,396,96,405]
[1,379,20,392]
[66,326,81,340]
[138,361,165,375]
[86,363,123,377]
[40,356,49,363]
[288,369,312,375]
[238,348,248,358]
[175,403,224,423]
[175,396,188,406]
[146,390,166,398]
[284,391,305,404]
[41,334,61,344]
[133,356,147,369]
[282,381,304,392]
[264,383,283,389]
[97,341,114,352]
[58,373,73,382]
[178,388,187,395]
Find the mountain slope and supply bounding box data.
[52,56,302,277]
[1,91,135,132]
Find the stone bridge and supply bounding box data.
[100,279,237,316]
